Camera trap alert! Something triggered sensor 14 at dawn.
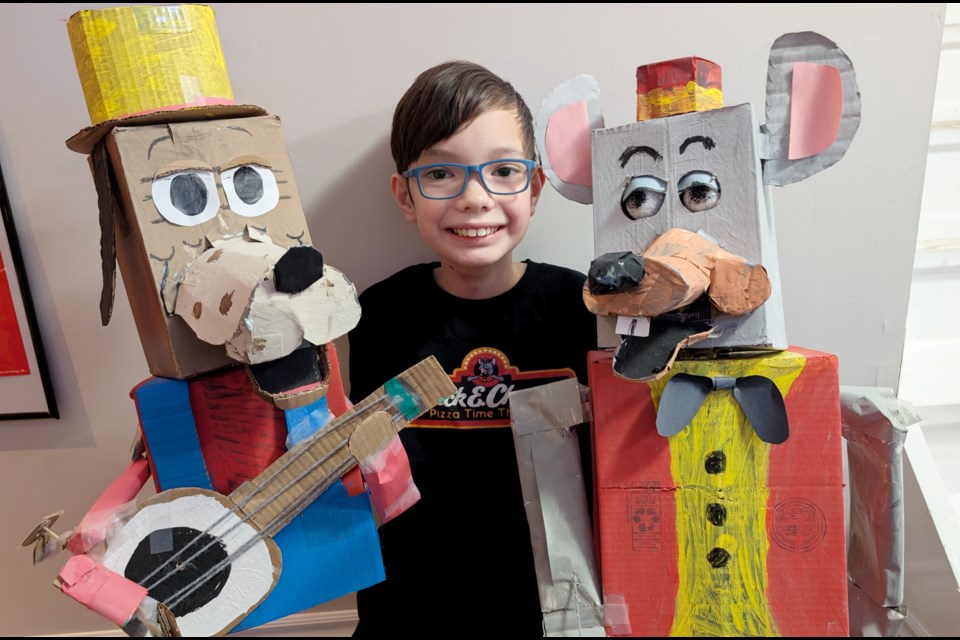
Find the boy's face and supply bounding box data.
[392,108,543,275]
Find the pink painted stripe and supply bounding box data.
[123,97,236,119]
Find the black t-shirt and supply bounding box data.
[349,260,596,635]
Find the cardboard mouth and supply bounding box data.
[247,343,331,410]
[613,318,715,383]
[610,296,717,382]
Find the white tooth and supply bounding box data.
[453,227,499,237]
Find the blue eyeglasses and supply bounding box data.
[402,158,537,200]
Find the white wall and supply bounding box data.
[899,4,960,637]
[0,3,945,636]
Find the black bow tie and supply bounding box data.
[656,373,789,444]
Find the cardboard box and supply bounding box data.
[591,104,786,353]
[589,347,847,636]
[105,115,314,378]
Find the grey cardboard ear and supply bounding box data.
[760,31,861,186]
[535,75,604,204]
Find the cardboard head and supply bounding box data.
[537,33,860,381]
[69,6,361,405]
[99,115,360,400]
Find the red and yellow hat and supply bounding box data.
[636,56,723,122]
[66,4,264,153]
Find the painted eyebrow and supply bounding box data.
[619,146,662,168]
[147,135,172,160]
[679,135,717,155]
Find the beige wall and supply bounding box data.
[0,3,946,636]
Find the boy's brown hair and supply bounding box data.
[390,61,536,173]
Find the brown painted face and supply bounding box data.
[103,115,360,398]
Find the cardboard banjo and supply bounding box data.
[97,356,453,636]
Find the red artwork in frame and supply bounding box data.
[0,161,58,419]
[0,247,30,376]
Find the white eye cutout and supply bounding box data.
[152,170,220,227]
[621,175,667,220]
[222,164,280,218]
[678,170,721,212]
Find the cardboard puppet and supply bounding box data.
[20,6,454,636]
[536,33,860,635]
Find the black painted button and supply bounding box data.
[707,547,731,568]
[706,503,727,526]
[705,450,726,474]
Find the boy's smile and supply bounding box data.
[449,226,501,238]
[392,108,543,298]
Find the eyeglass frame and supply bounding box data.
[401,158,538,200]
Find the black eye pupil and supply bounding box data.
[686,184,711,203]
[626,191,647,209]
[234,166,264,205]
[170,174,208,217]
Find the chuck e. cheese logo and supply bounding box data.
[412,347,574,428]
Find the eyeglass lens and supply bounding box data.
[418,161,530,198]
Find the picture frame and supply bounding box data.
[0,161,58,419]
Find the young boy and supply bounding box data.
[349,61,596,635]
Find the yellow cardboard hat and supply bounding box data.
[635,56,723,122]
[66,4,264,154]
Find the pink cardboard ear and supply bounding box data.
[788,62,842,160]
[545,101,593,187]
[536,75,602,203]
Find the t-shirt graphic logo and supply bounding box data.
[411,347,574,429]
[468,357,503,386]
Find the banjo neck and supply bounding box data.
[227,356,453,536]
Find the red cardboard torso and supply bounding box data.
[589,347,847,636]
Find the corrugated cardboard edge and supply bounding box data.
[67,104,267,154]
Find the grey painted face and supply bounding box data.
[592,104,762,262]
[590,103,786,352]
[537,33,860,359]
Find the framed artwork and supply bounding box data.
[0,161,58,419]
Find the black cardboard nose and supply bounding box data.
[275,246,325,294]
[587,252,644,295]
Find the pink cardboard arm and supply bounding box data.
[66,457,150,555]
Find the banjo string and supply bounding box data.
[137,392,392,592]
[165,407,406,609]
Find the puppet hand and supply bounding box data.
[58,554,149,628]
[358,435,421,524]
[349,411,421,524]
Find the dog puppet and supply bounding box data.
[19,6,452,636]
